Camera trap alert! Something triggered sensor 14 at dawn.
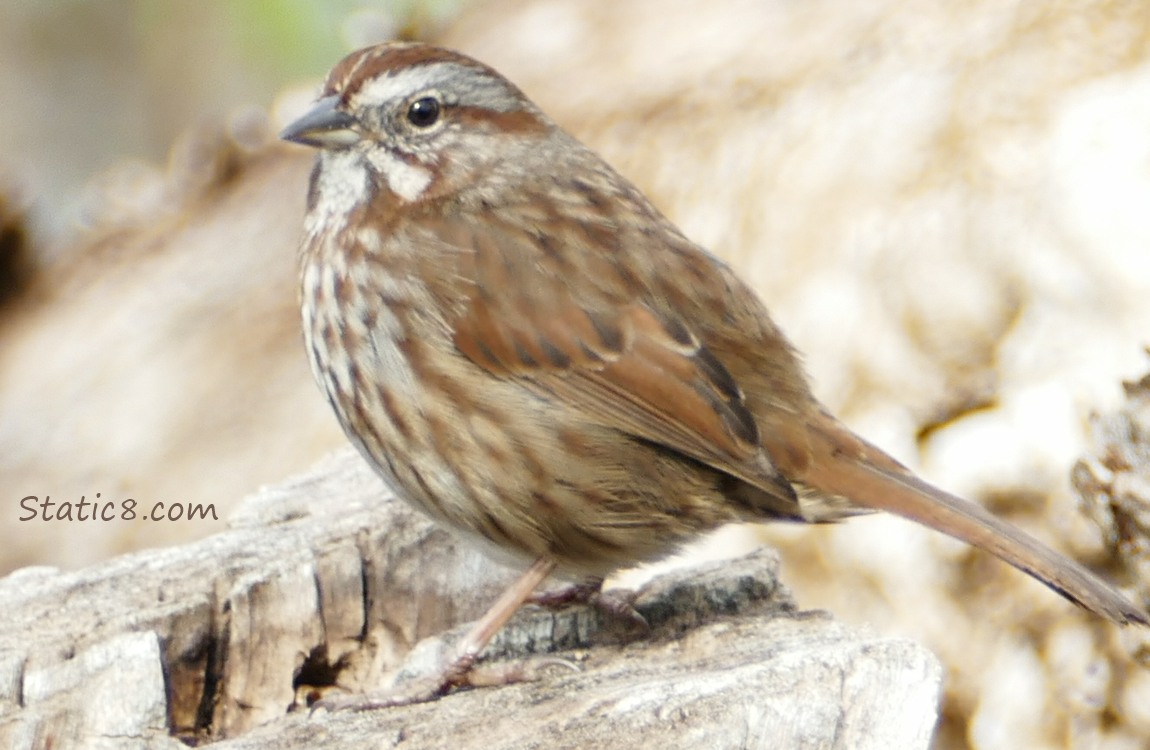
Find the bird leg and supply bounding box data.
[313,556,558,713]
[442,556,558,684]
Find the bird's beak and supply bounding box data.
[280,95,362,149]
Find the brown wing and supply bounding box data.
[442,215,796,504]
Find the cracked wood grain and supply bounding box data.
[0,448,941,749]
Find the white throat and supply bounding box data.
[305,150,370,237]
[307,149,434,232]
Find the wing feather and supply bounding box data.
[444,216,794,501]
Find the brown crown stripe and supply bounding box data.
[331,44,503,100]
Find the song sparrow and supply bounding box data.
[283,41,1146,704]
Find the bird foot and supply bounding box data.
[529,580,649,632]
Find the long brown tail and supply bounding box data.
[793,414,1148,625]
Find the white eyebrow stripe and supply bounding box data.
[354,64,454,107]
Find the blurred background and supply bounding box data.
[2,1,1150,748]
[0,0,461,244]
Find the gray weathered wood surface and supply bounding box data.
[0,448,941,749]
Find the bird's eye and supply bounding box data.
[406,96,441,128]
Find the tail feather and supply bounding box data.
[797,417,1147,625]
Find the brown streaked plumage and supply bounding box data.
[283,41,1146,707]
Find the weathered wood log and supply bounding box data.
[0,448,941,749]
